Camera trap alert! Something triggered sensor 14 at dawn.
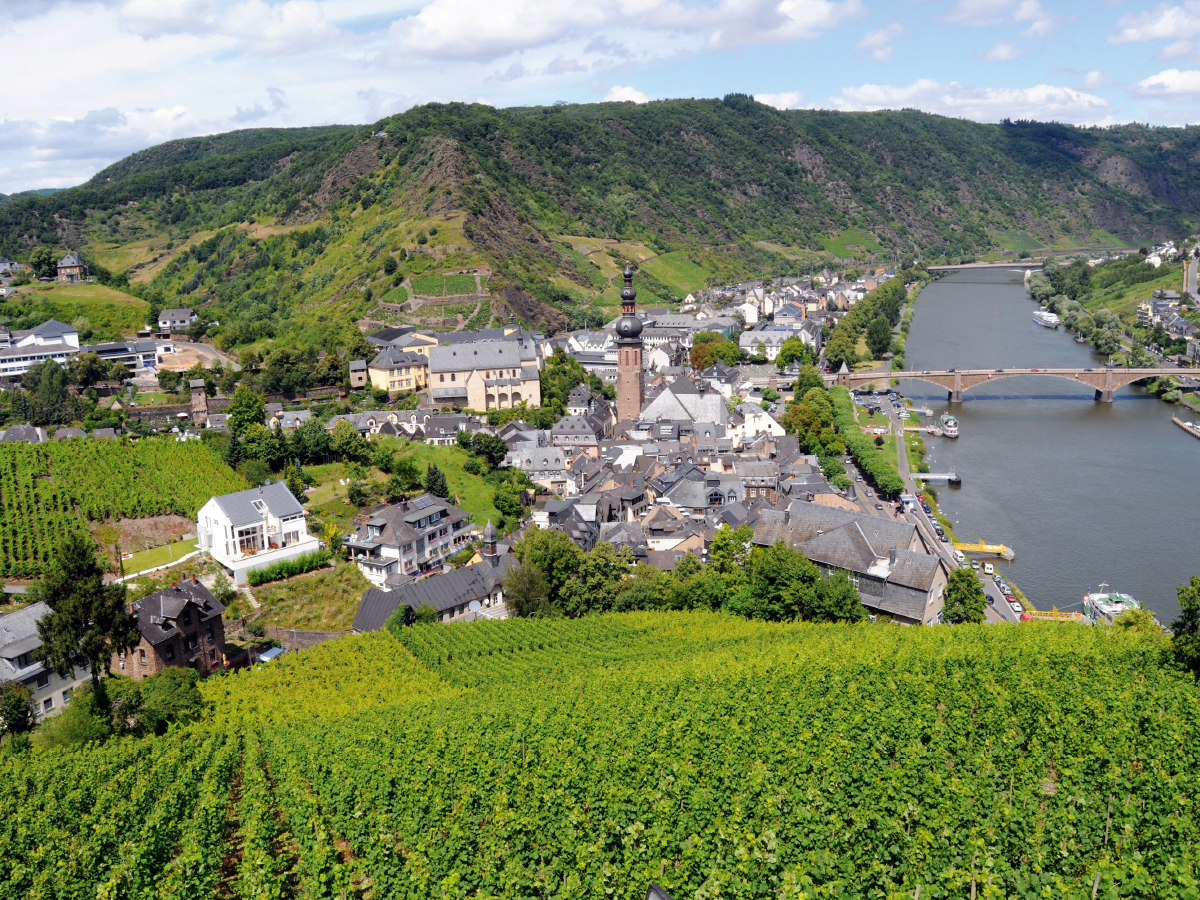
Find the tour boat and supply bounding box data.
[1033,309,1061,328]
[1083,583,1141,626]
[939,413,959,438]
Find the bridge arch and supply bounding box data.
[834,367,1180,402]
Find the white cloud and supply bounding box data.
[977,41,1025,61]
[605,85,650,103]
[1133,68,1200,99]
[231,87,289,122]
[356,88,412,121]
[118,0,213,37]
[547,56,586,74]
[1110,2,1200,44]
[755,90,807,109]
[221,0,337,54]
[826,79,1114,124]
[386,0,861,62]
[1078,70,1114,90]
[698,0,864,50]
[857,23,902,61]
[947,0,1054,37]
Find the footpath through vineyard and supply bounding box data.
[4,615,1200,898]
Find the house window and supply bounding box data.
[209,648,217,662]
[61,690,70,705]
[43,698,52,713]
[439,374,445,383]
[139,649,146,665]
[205,625,213,641]
[450,373,456,382]
[165,647,174,661]
[36,672,50,688]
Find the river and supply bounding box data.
[897,268,1199,625]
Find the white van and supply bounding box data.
[953,550,966,564]
[983,562,994,576]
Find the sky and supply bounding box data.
[2,0,1200,194]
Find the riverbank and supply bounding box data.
[900,268,1200,624]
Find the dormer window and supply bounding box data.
[252,500,266,513]
[367,525,380,540]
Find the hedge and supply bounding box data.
[830,386,905,496]
[247,549,332,586]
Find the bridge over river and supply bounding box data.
[834,366,1188,402]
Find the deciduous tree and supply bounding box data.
[942,567,987,624]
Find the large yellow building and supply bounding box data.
[368,348,429,395]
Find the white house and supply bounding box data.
[196,482,320,584]
[0,601,92,721]
[738,330,790,361]
[0,320,79,377]
[731,403,785,445]
[158,308,198,332]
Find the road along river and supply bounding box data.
[897,268,1200,624]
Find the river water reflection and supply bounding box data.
[897,268,1200,624]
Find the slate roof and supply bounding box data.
[132,580,225,647]
[353,557,515,631]
[0,601,51,664]
[159,308,196,320]
[369,348,429,369]
[209,481,304,528]
[640,383,728,425]
[30,319,75,338]
[429,340,538,372]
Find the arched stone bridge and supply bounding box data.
[834,366,1188,402]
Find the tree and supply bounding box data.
[386,457,422,501]
[942,568,987,624]
[866,316,892,359]
[242,423,286,470]
[1172,576,1200,676]
[708,524,754,576]
[28,246,56,279]
[347,477,367,507]
[0,681,34,736]
[330,419,367,463]
[802,572,866,623]
[32,682,111,749]
[157,369,182,393]
[424,463,449,498]
[238,459,270,487]
[776,337,814,370]
[690,333,741,369]
[383,255,398,276]
[284,462,306,502]
[793,364,825,396]
[22,360,74,425]
[67,352,108,388]
[226,384,266,437]
[468,433,509,468]
[30,534,140,689]
[412,604,438,625]
[513,526,583,610]
[503,559,552,617]
[108,360,130,383]
[292,417,331,464]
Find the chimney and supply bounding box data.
[128,603,135,615]
[889,547,899,566]
[172,581,179,591]
[191,575,198,585]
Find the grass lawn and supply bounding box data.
[250,561,371,631]
[303,440,505,535]
[7,282,148,338]
[640,252,710,296]
[820,228,883,258]
[1084,269,1179,323]
[122,539,198,575]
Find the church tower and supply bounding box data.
[615,265,644,423]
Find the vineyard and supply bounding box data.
[0,438,244,576]
[4,614,1200,898]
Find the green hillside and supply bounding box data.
[0,99,1196,352]
[5,612,1199,898]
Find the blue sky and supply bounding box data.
[2,0,1199,193]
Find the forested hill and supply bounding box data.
[0,97,1196,348]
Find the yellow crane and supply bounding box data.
[954,541,1015,560]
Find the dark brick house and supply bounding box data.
[112,577,227,680]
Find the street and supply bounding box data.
[848,383,1020,623]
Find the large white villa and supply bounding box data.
[197,482,320,584]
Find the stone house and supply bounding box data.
[114,577,227,680]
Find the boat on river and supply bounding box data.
[1033,309,1061,329]
[1075,333,1087,343]
[1083,583,1141,626]
[939,413,959,438]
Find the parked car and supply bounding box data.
[971,560,980,570]
[939,534,949,542]
[1009,600,1023,614]
[875,503,883,510]
[983,562,995,575]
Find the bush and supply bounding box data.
[33,683,111,750]
[247,549,332,586]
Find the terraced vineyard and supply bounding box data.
[4,614,1200,898]
[0,437,244,576]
